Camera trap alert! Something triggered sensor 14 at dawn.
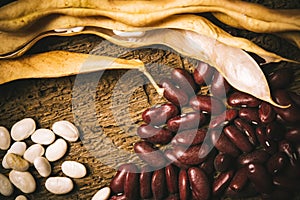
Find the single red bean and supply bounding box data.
[213,170,234,196]
[134,141,167,168]
[199,149,217,175]
[124,165,139,200]
[152,168,167,200]
[259,102,276,124]
[265,121,285,141]
[189,95,225,115]
[214,153,233,172]
[285,127,300,143]
[137,124,174,145]
[256,126,278,154]
[210,129,240,157]
[171,128,207,146]
[165,165,179,194]
[164,194,180,200]
[229,167,248,192]
[267,68,293,89]
[273,175,300,191]
[288,91,300,106]
[109,194,126,200]
[228,91,261,107]
[211,71,231,98]
[140,165,153,199]
[261,188,293,200]
[223,125,253,153]
[110,163,137,194]
[171,68,198,96]
[267,152,288,174]
[188,167,210,200]
[193,61,215,85]
[178,170,191,200]
[278,140,298,165]
[209,109,238,129]
[247,163,273,194]
[239,108,260,125]
[234,118,257,146]
[225,183,258,199]
[167,112,206,132]
[281,161,300,178]
[160,78,189,106]
[142,103,179,125]
[237,149,270,166]
[164,149,189,169]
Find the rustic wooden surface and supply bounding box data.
[0,1,300,200]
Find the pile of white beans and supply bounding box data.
[0,118,111,200]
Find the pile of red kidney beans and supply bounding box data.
[109,61,300,200]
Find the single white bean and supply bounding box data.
[2,154,10,169]
[45,138,67,162]
[61,161,86,178]
[0,173,14,196]
[113,30,146,37]
[6,153,29,171]
[0,126,10,150]
[45,177,73,194]
[9,170,36,194]
[31,128,55,145]
[91,187,111,200]
[11,118,36,141]
[52,120,79,142]
[8,142,27,156]
[23,144,45,163]
[34,157,51,177]
[15,195,27,200]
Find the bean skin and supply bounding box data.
[234,118,257,146]
[229,167,248,192]
[178,170,191,200]
[227,91,261,107]
[285,127,300,143]
[137,124,174,145]
[165,165,179,194]
[140,165,153,199]
[211,71,231,98]
[212,170,234,196]
[171,68,198,96]
[267,68,293,89]
[214,153,233,172]
[142,103,179,126]
[267,152,288,174]
[256,126,277,154]
[259,102,276,124]
[193,61,215,85]
[124,164,139,200]
[167,112,206,132]
[238,149,270,166]
[209,109,238,129]
[164,149,189,169]
[239,108,260,125]
[171,128,207,146]
[188,167,210,200]
[152,168,167,200]
[189,95,225,115]
[247,163,273,194]
[160,78,189,106]
[265,121,285,141]
[223,125,253,153]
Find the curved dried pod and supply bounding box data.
[0,0,299,32]
[276,32,300,49]
[0,14,293,64]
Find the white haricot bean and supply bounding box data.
[2,154,10,169]
[23,144,45,163]
[15,195,27,200]
[6,153,29,171]
[9,170,36,194]
[34,157,51,177]
[0,173,14,196]
[0,126,10,150]
[91,187,111,200]
[8,142,27,156]
[11,118,36,141]
[45,177,73,194]
[61,161,87,178]
[31,128,55,145]
[45,138,67,162]
[52,120,79,142]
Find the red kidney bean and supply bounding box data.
[214,153,233,172]
[199,149,217,175]
[178,169,191,200]
[140,165,153,199]
[211,71,231,98]
[210,129,240,157]
[171,128,207,146]
[160,78,189,106]
[229,167,248,192]
[142,103,179,125]
[134,141,166,168]
[239,108,260,125]
[267,68,293,89]
[124,164,139,200]
[223,125,253,153]
[172,143,210,165]
[237,149,270,166]
[265,121,285,141]
[273,175,300,191]
[189,95,225,115]
[152,168,167,200]
[167,112,206,132]
[259,102,276,124]
[110,163,137,194]
[209,109,238,129]
[165,165,179,194]
[109,194,126,200]
[225,183,258,199]
[278,140,298,165]
[193,61,215,85]
[234,118,257,146]
[288,91,300,106]
[164,194,180,200]
[188,167,210,200]
[171,68,198,96]
[261,188,293,200]
[266,152,288,174]
[247,163,273,194]
[256,126,277,154]
[285,127,300,143]
[164,149,189,169]
[212,170,234,196]
[281,161,300,178]
[228,91,261,107]
[137,124,174,145]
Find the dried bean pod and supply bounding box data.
[234,118,257,145]
[124,164,139,200]
[178,169,191,200]
[171,68,198,96]
[267,152,288,174]
[214,153,233,172]
[238,149,270,166]
[140,165,153,199]
[247,163,273,194]
[259,102,276,123]
[212,170,234,197]
[209,109,238,129]
[171,128,207,146]
[256,126,277,154]
[193,61,215,85]
[152,168,167,200]
[211,71,231,98]
[228,91,261,107]
[229,167,248,192]
[239,108,260,125]
[167,112,206,132]
[160,78,189,106]
[189,95,225,115]
[137,124,173,145]
[188,167,210,200]
[267,68,293,89]
[165,165,179,194]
